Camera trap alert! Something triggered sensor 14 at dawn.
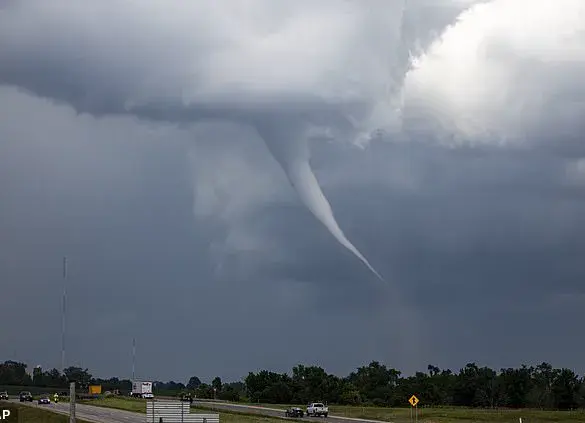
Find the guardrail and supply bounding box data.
[155,396,230,403]
[146,400,219,423]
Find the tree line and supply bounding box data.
[1,360,584,410]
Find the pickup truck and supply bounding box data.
[306,402,328,417]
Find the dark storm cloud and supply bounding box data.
[0,0,490,280]
[314,141,585,372]
[1,0,585,382]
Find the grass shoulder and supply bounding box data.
[0,401,91,423]
[79,396,146,413]
[240,401,585,422]
[76,397,585,423]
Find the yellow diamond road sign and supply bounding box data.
[409,395,419,407]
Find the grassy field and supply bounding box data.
[79,396,146,413]
[260,403,585,422]
[0,401,90,423]
[78,396,585,423]
[323,405,585,422]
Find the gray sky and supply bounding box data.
[1,0,585,383]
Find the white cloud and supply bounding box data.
[401,0,585,150]
[0,0,479,139]
[565,158,585,186]
[187,122,287,221]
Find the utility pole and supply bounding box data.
[62,256,68,373]
[69,381,76,423]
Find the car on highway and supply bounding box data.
[306,402,328,417]
[19,391,33,402]
[38,394,51,405]
[179,392,193,403]
[0,391,8,400]
[285,407,304,418]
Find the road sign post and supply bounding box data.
[408,395,419,423]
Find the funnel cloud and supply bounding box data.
[256,116,384,280]
[0,0,417,279]
[2,0,585,383]
[1,0,584,281]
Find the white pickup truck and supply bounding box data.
[306,402,328,417]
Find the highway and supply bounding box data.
[192,400,389,423]
[8,398,390,423]
[7,399,140,423]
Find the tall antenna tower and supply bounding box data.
[132,337,136,381]
[61,256,67,372]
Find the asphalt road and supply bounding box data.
[8,398,390,423]
[7,399,141,423]
[193,400,390,423]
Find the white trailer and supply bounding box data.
[131,381,153,399]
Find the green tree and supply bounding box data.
[499,366,533,408]
[474,366,502,408]
[528,362,558,409]
[552,368,580,410]
[32,366,43,386]
[340,382,362,405]
[63,366,92,388]
[576,377,585,408]
[218,384,240,401]
[3,356,585,411]
[195,383,214,399]
[262,380,292,404]
[453,363,480,406]
[0,361,32,385]
[245,371,288,402]
[157,381,185,392]
[212,377,222,392]
[347,361,400,405]
[187,376,202,390]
